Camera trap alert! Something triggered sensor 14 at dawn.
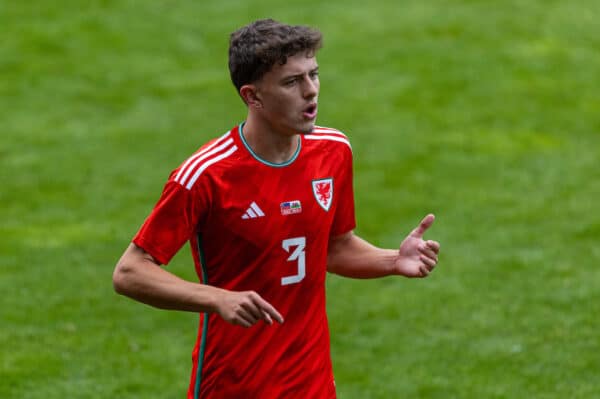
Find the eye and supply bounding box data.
[310,71,319,80]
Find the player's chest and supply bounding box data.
[210,168,338,242]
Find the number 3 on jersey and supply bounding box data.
[281,237,306,285]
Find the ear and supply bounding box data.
[240,84,262,109]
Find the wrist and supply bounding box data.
[196,284,227,314]
[383,249,401,275]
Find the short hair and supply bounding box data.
[228,19,323,92]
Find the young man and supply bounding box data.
[113,19,440,398]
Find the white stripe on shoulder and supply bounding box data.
[174,131,232,182]
[312,126,348,138]
[184,145,238,190]
[304,133,352,150]
[176,138,235,186]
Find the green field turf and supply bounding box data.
[2,1,599,398]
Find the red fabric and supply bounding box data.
[133,124,354,398]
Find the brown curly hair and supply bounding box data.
[228,19,323,92]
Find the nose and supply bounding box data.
[302,76,318,99]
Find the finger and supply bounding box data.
[234,313,253,328]
[244,292,272,322]
[262,310,273,325]
[238,306,259,325]
[426,240,440,253]
[241,301,263,321]
[420,254,437,270]
[252,295,284,324]
[242,301,266,324]
[409,214,435,239]
[418,265,430,277]
[419,244,438,261]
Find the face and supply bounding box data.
[248,52,320,136]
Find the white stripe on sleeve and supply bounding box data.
[175,131,231,182]
[184,145,238,190]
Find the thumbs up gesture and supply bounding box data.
[395,214,441,278]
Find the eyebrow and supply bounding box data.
[281,66,319,82]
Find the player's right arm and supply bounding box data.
[113,243,283,327]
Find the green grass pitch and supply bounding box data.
[2,1,600,397]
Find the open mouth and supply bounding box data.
[303,104,318,119]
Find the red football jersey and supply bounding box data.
[133,124,356,398]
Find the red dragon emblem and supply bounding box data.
[312,178,333,211]
[316,182,331,203]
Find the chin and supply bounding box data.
[298,121,316,134]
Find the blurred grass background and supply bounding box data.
[1,1,599,398]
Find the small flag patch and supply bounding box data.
[280,200,302,215]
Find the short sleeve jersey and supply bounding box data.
[133,124,356,399]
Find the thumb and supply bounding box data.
[409,214,435,238]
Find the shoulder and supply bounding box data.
[170,128,241,191]
[303,126,353,165]
[304,125,352,152]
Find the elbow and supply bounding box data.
[326,259,341,275]
[112,262,132,296]
[113,244,154,297]
[326,245,347,276]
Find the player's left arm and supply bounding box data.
[327,214,440,278]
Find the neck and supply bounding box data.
[242,116,300,164]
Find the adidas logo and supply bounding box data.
[241,202,265,219]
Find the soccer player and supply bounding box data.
[113,19,440,398]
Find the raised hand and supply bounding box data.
[395,214,441,278]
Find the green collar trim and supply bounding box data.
[238,123,301,167]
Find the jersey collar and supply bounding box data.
[238,122,301,167]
